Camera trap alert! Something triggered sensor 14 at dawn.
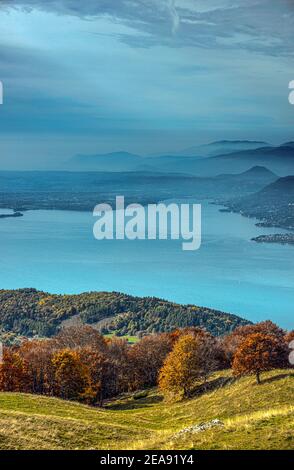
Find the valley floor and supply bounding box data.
[0,369,293,450]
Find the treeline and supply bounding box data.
[0,289,249,338]
[0,321,293,404]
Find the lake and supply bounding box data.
[0,202,293,328]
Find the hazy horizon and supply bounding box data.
[0,0,293,169]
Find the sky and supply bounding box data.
[0,0,293,169]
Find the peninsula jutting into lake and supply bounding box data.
[0,211,23,219]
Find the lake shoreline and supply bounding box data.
[0,202,292,329]
[0,211,23,219]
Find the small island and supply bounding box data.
[251,233,294,245]
[0,211,23,219]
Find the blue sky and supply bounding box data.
[0,0,293,168]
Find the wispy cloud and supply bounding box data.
[0,0,293,166]
[1,0,294,55]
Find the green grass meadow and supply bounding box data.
[0,369,292,450]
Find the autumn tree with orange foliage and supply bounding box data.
[52,349,89,400]
[159,333,217,400]
[128,333,173,390]
[221,321,286,366]
[79,347,118,405]
[19,339,55,395]
[0,322,291,404]
[0,349,29,392]
[232,333,285,384]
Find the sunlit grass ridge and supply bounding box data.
[0,369,292,450]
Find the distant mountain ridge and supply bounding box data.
[280,141,294,148]
[240,165,276,176]
[217,166,276,179]
[66,141,293,176]
[225,175,294,230]
[167,140,270,157]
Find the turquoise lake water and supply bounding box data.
[0,202,293,328]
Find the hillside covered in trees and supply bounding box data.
[0,289,249,339]
[224,176,294,230]
[0,320,292,407]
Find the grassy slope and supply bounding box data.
[0,370,293,450]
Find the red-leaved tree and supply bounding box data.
[232,333,285,384]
